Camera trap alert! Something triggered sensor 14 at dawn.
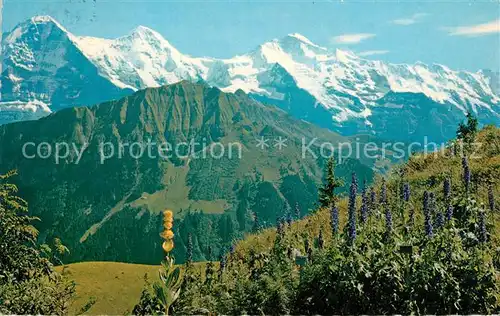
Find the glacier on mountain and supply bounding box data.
[0,100,51,125]
[1,15,499,141]
[70,23,499,119]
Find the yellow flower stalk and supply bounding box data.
[163,210,173,220]
[162,240,174,253]
[160,209,175,255]
[161,230,174,240]
[153,209,181,316]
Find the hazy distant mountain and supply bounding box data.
[2,16,499,142]
[1,16,132,117]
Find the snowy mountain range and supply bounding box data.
[2,15,499,141]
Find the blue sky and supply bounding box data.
[3,0,500,72]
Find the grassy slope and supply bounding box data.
[56,262,159,315]
[236,125,500,256]
[56,261,209,315]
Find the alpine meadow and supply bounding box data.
[1,3,499,315]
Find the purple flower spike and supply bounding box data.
[488,184,495,212]
[403,182,411,202]
[348,173,358,243]
[423,191,433,237]
[330,205,339,235]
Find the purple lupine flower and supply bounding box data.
[429,192,439,229]
[229,244,235,255]
[370,187,376,207]
[479,211,487,243]
[368,187,376,216]
[360,183,368,224]
[462,155,468,169]
[423,190,429,212]
[488,184,495,212]
[444,178,451,201]
[435,212,444,229]
[330,205,339,235]
[380,179,387,205]
[462,157,471,193]
[348,173,358,243]
[318,230,324,249]
[423,191,433,237]
[385,208,393,233]
[403,182,411,202]
[429,192,436,213]
[446,205,453,221]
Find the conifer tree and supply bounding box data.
[318,157,344,208]
[457,111,478,148]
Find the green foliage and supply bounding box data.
[318,157,344,208]
[77,296,97,315]
[41,237,71,265]
[190,184,496,314]
[152,256,183,315]
[296,208,497,314]
[132,274,164,315]
[0,171,75,314]
[135,127,499,315]
[456,111,479,147]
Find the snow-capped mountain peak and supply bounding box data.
[124,25,179,50]
[334,48,359,62]
[31,15,63,26]
[286,33,327,50]
[2,15,499,140]
[73,22,210,90]
[129,25,163,38]
[5,15,70,44]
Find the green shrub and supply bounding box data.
[0,171,74,314]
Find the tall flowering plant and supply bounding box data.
[369,187,376,215]
[444,178,453,221]
[423,191,433,237]
[347,173,357,243]
[403,183,410,202]
[154,210,182,316]
[488,183,495,212]
[330,205,339,236]
[380,179,387,206]
[360,180,368,224]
